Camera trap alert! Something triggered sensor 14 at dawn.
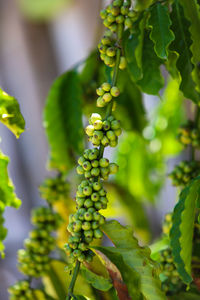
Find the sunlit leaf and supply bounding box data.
[81,266,112,292]
[0,88,25,138]
[94,220,166,300]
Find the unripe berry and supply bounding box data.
[78,253,86,262]
[109,139,118,147]
[85,125,95,136]
[103,93,112,103]
[91,136,101,146]
[95,201,103,210]
[93,182,102,191]
[73,221,82,232]
[103,19,111,28]
[67,223,73,233]
[109,23,118,33]
[104,56,115,67]
[110,86,120,97]
[107,115,115,122]
[90,113,102,124]
[84,211,93,221]
[76,197,85,207]
[91,160,99,168]
[107,13,115,23]
[101,136,110,146]
[96,87,105,96]
[77,187,85,197]
[111,119,120,130]
[97,96,106,107]
[88,207,96,214]
[125,17,132,28]
[83,186,93,196]
[107,130,116,141]
[93,120,103,130]
[111,6,120,16]
[99,188,106,196]
[100,9,107,19]
[91,192,100,202]
[100,196,108,205]
[91,167,100,177]
[80,180,88,188]
[101,167,109,176]
[85,171,91,179]
[119,56,127,69]
[73,249,82,257]
[92,221,99,229]
[101,36,112,46]
[82,221,91,231]
[94,130,104,140]
[113,0,123,6]
[116,15,124,23]
[106,47,116,57]
[78,243,87,251]
[114,128,122,136]
[109,163,119,174]
[76,165,84,175]
[102,82,111,92]
[121,5,129,15]
[99,158,109,168]
[84,230,94,239]
[78,156,86,166]
[128,10,137,18]
[84,199,93,208]
[83,149,91,159]
[94,229,103,239]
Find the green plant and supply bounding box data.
[1,0,200,299]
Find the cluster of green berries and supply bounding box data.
[98,32,127,69]
[77,148,118,180]
[86,113,122,148]
[160,249,184,295]
[17,207,62,277]
[39,176,69,204]
[96,82,120,108]
[162,213,172,236]
[178,122,200,148]
[169,161,200,186]
[65,180,106,264]
[8,281,37,300]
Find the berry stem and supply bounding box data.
[66,261,81,300]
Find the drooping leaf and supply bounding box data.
[170,177,200,284]
[150,236,170,261]
[44,70,84,172]
[170,291,200,300]
[81,266,112,292]
[0,88,25,138]
[136,31,164,95]
[148,3,174,59]
[170,1,200,103]
[179,0,200,92]
[94,220,166,300]
[116,70,146,132]
[124,17,145,81]
[0,151,21,256]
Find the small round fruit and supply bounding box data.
[93,182,102,191]
[99,158,109,168]
[109,163,119,174]
[110,86,120,97]
[91,168,100,177]
[101,82,111,92]
[94,229,103,239]
[90,113,102,124]
[83,186,93,196]
[119,56,127,69]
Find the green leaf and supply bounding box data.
[0,151,21,256]
[148,3,174,59]
[116,70,146,132]
[150,236,170,261]
[94,220,166,300]
[44,70,84,172]
[134,0,154,11]
[81,266,112,292]
[170,291,200,300]
[178,0,200,93]
[0,88,25,138]
[18,0,69,21]
[170,1,200,103]
[170,177,200,284]
[136,30,164,95]
[124,17,145,81]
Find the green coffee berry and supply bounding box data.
[78,156,85,166]
[91,192,100,202]
[82,221,91,231]
[103,92,112,103]
[83,186,93,196]
[111,6,120,16]
[94,229,103,239]
[85,171,92,179]
[106,130,116,141]
[106,47,116,57]
[85,125,94,136]
[91,168,100,177]
[76,165,84,175]
[109,139,118,147]
[116,15,124,23]
[93,120,103,130]
[94,201,103,210]
[84,199,93,208]
[110,86,120,97]
[121,5,129,15]
[84,211,93,221]
[109,163,119,174]
[111,119,120,130]
[91,160,99,168]
[101,136,110,146]
[100,9,107,19]
[99,158,109,168]
[96,87,105,96]
[125,17,132,28]
[73,221,82,232]
[90,113,102,124]
[102,82,111,91]
[119,56,127,69]
[84,230,94,239]
[93,182,102,191]
[82,161,92,171]
[107,13,115,23]
[97,96,106,107]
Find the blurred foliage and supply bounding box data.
[18,0,70,22]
